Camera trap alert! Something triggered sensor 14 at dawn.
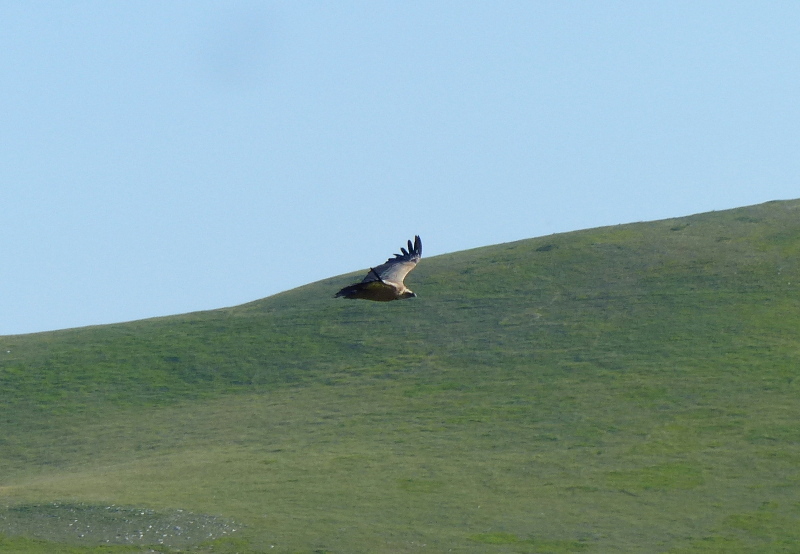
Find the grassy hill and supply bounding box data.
[1,200,799,553]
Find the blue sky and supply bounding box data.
[3,2,799,335]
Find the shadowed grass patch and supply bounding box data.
[469,532,592,552]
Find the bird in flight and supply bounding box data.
[335,236,422,301]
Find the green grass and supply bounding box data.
[2,200,800,552]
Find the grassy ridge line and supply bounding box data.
[3,199,798,415]
[1,199,799,552]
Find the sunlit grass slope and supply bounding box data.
[2,200,799,553]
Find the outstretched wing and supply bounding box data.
[361,235,422,286]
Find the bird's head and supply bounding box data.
[401,290,417,299]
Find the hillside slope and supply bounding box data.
[1,200,799,553]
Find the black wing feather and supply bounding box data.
[385,235,422,264]
[360,235,422,284]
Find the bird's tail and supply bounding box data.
[334,283,365,299]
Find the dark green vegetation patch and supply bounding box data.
[1,200,800,552]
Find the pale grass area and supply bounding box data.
[5,379,796,552]
[0,383,645,550]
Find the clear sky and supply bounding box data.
[3,2,799,335]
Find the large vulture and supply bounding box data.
[335,236,422,301]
